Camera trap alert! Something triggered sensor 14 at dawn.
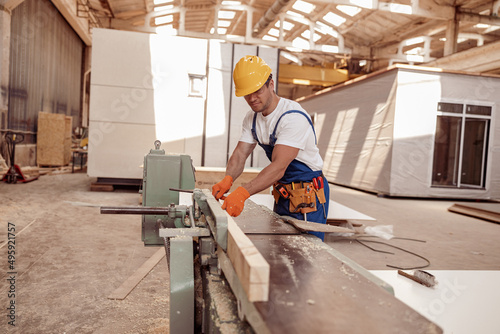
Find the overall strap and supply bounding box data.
[269,110,317,146]
[251,113,260,145]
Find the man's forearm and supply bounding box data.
[243,162,285,196]
[226,155,245,181]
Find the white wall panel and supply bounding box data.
[205,41,232,167]
[88,85,155,124]
[91,29,153,88]
[87,121,156,178]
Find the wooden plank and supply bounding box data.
[226,212,270,302]
[90,182,114,192]
[107,248,165,300]
[448,203,500,223]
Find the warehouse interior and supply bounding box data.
[1,0,500,333]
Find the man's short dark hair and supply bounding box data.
[264,74,272,87]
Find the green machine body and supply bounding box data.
[142,141,196,246]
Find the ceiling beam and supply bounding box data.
[457,10,500,26]
[0,0,25,11]
[105,0,116,18]
[424,38,500,73]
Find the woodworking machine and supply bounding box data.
[101,141,443,334]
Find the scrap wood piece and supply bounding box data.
[398,269,437,288]
[282,216,354,234]
[448,203,500,224]
[226,213,270,302]
[108,248,165,300]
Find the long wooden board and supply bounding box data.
[448,203,500,223]
[107,248,165,300]
[226,213,270,302]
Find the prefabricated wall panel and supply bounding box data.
[299,66,500,200]
[300,70,398,195]
[88,28,279,179]
[88,28,156,179]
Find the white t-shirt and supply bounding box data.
[239,98,324,171]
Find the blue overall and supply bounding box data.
[252,110,330,240]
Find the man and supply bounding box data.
[212,55,330,240]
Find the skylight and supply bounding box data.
[263,35,278,42]
[155,15,173,25]
[323,12,346,27]
[154,3,174,11]
[387,3,412,15]
[292,37,310,50]
[301,30,321,42]
[218,20,231,27]
[218,11,236,19]
[268,28,281,37]
[210,27,227,34]
[349,0,375,9]
[337,5,361,17]
[292,1,315,14]
[275,21,294,31]
[474,23,490,29]
[322,45,339,53]
[404,37,424,46]
[315,22,339,38]
[154,0,172,4]
[221,1,241,5]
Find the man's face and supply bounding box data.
[243,80,273,114]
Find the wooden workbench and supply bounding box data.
[229,201,442,333]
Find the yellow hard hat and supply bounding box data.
[233,55,272,97]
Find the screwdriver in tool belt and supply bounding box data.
[313,177,326,219]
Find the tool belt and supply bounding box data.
[272,181,327,214]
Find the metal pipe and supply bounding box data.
[101,206,175,215]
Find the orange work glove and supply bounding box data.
[212,175,233,200]
[221,187,250,217]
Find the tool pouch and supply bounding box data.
[287,183,317,214]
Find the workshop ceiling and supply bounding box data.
[79,0,500,75]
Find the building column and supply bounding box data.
[0,8,10,130]
[444,9,459,57]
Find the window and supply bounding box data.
[188,74,206,97]
[432,102,491,188]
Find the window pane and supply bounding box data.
[432,116,461,186]
[461,118,488,186]
[466,105,491,116]
[438,102,462,113]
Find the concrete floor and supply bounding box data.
[1,172,499,333]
